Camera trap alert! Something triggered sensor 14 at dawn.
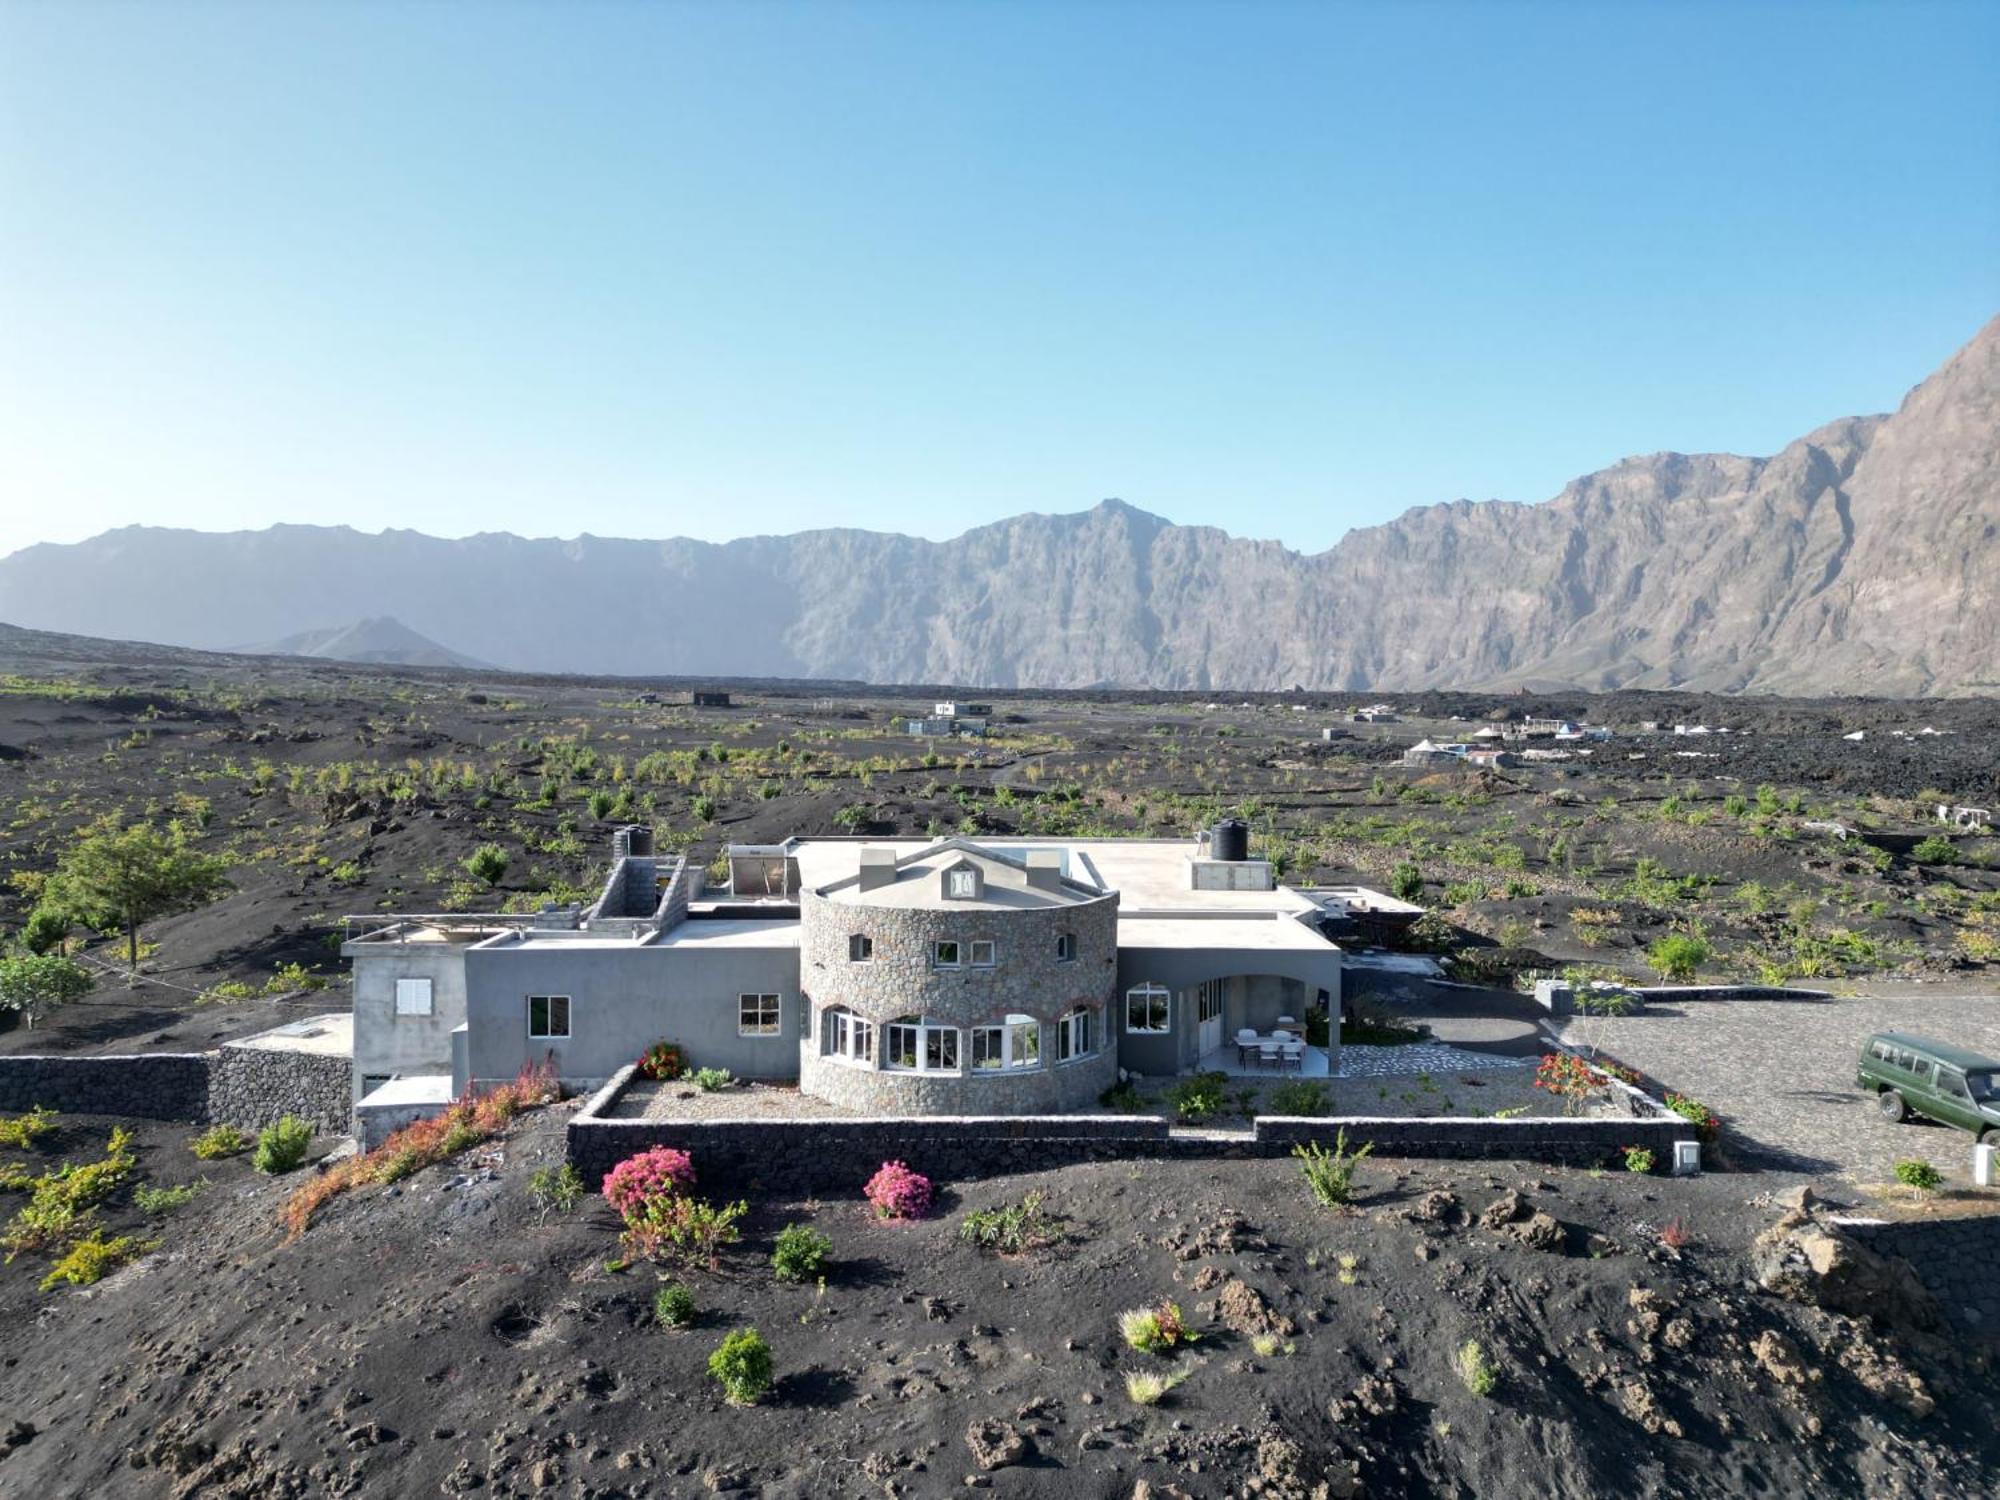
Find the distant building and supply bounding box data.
[933,701,992,719]
[1401,738,1461,767]
[673,690,732,708]
[908,715,985,739]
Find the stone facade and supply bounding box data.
[795,880,1120,1113]
[1845,1215,2000,1333]
[209,1046,353,1133]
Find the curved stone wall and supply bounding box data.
[797,885,1120,1113]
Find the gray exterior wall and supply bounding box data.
[345,941,472,1102]
[462,932,801,1091]
[1113,938,1341,1077]
[796,884,1120,1113]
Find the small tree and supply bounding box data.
[48,818,231,979]
[465,844,510,886]
[1647,931,1712,982]
[0,954,92,1029]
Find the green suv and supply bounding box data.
[1857,1031,2000,1143]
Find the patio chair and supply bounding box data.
[1235,1029,1261,1066]
[1279,1040,1305,1073]
[1257,1040,1282,1071]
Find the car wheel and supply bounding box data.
[1878,1090,1907,1123]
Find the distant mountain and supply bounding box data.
[0,318,1993,695]
[248,616,490,670]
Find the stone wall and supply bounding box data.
[1844,1216,2000,1333]
[568,1068,1700,1191]
[209,1047,353,1132]
[0,1054,210,1120]
[0,1048,353,1133]
[796,879,1120,1114]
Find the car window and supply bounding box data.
[1910,1060,1933,1084]
[1939,1070,1971,1101]
[1967,1071,1998,1102]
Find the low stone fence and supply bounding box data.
[567,1066,1699,1191]
[1841,1215,2000,1334]
[0,1045,351,1133]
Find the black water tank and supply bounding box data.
[613,824,655,860]
[1209,817,1250,862]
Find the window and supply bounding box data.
[360,1074,391,1097]
[946,866,979,899]
[823,1005,874,1065]
[1939,1069,1971,1101]
[885,1016,961,1073]
[1055,1005,1096,1063]
[738,993,781,1036]
[1055,932,1077,963]
[528,995,571,1039]
[394,977,433,1017]
[969,939,996,968]
[848,934,874,963]
[1125,985,1171,1034]
[1197,980,1225,1025]
[932,939,962,969]
[971,1014,1042,1071]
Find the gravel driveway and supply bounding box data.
[1557,987,2000,1185]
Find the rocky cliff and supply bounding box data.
[1,318,1992,694]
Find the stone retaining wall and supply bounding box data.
[1843,1216,2000,1333]
[0,1048,353,1133]
[567,1066,1699,1191]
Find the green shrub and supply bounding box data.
[959,1191,1059,1255]
[1097,1081,1147,1113]
[707,1328,773,1405]
[1663,1092,1719,1140]
[1266,1080,1330,1117]
[39,1229,158,1292]
[1622,1146,1655,1174]
[0,1105,57,1149]
[1454,1338,1499,1396]
[1124,1367,1189,1405]
[464,843,510,886]
[1119,1300,1192,1354]
[253,1116,313,1175]
[691,1067,734,1092]
[1167,1071,1229,1123]
[692,795,718,822]
[191,1123,249,1160]
[1646,931,1712,982]
[1390,862,1424,902]
[1893,1159,1943,1191]
[1911,835,1957,866]
[527,1163,585,1220]
[1294,1129,1374,1208]
[134,1180,205,1214]
[655,1281,696,1328]
[770,1222,832,1283]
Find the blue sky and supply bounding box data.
[1,1,1994,562]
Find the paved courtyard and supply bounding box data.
[1557,988,2000,1184]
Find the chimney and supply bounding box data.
[1025,850,1063,892]
[857,847,897,893]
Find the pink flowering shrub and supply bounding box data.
[602,1147,697,1218]
[863,1160,932,1220]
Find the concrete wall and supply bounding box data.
[796,883,1120,1113]
[0,1049,353,1132]
[462,934,802,1090]
[347,941,472,1101]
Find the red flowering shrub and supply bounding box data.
[637,1042,687,1081]
[1533,1052,1610,1113]
[863,1160,932,1220]
[602,1147,697,1217]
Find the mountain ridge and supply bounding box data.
[1,317,1992,695]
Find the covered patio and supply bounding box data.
[1196,1036,1333,1078]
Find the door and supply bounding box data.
[1933,1068,1981,1132]
[1197,980,1225,1057]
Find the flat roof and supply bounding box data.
[224,1012,353,1058]
[791,837,1323,918]
[498,918,801,951]
[1115,913,1339,953]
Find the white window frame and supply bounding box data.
[528,994,571,1040]
[394,977,434,1017]
[1197,980,1225,1025]
[1055,932,1077,963]
[738,992,781,1037]
[970,1013,1042,1071]
[969,939,996,968]
[1055,1005,1096,1063]
[932,939,963,969]
[884,1016,961,1073]
[823,1005,874,1066]
[848,933,874,963]
[1125,984,1171,1035]
[945,865,980,899]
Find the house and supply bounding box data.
[672,690,732,708]
[933,701,992,719]
[1401,738,1462,767]
[342,822,1348,1126]
[907,715,986,739]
